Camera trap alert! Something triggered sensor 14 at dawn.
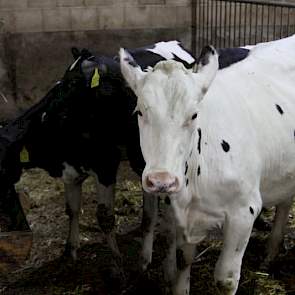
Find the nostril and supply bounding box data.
[146,176,155,188]
[145,173,180,192]
[146,174,165,189]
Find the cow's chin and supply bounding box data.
[142,184,182,195]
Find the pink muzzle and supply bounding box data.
[145,171,179,193]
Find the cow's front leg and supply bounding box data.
[173,243,196,295]
[62,164,83,260]
[214,203,261,295]
[95,179,126,284]
[95,180,120,258]
[140,191,158,271]
[158,199,177,293]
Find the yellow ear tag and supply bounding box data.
[20,146,30,163]
[91,68,100,88]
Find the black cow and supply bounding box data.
[0,42,196,272]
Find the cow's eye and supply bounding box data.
[136,110,143,117]
[191,113,198,120]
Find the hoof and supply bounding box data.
[103,261,126,291]
[139,255,151,273]
[121,273,162,295]
[260,258,273,272]
[64,243,78,261]
[215,279,237,295]
[163,285,173,295]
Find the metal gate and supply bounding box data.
[192,0,295,56]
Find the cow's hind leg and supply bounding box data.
[263,197,293,268]
[214,196,262,295]
[173,243,196,295]
[140,191,158,271]
[62,164,83,260]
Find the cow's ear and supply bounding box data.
[81,48,93,59]
[119,48,146,93]
[71,47,81,59]
[193,45,218,97]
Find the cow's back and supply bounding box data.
[196,35,295,207]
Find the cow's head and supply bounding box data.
[120,46,218,194]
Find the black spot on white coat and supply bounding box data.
[197,166,201,176]
[186,179,189,186]
[249,206,254,215]
[275,104,284,115]
[221,140,230,152]
[191,113,198,120]
[184,162,188,175]
[197,128,202,154]
[217,48,250,69]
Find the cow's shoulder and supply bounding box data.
[217,47,250,70]
[127,41,195,70]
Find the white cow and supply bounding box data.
[120,35,295,295]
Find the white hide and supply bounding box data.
[120,35,295,294]
[122,35,295,236]
[62,162,80,183]
[147,41,195,65]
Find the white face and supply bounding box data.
[136,68,200,193]
[120,46,218,194]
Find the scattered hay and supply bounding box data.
[5,162,295,294]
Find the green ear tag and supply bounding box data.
[20,146,30,163]
[91,68,100,88]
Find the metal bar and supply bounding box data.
[273,6,276,40]
[233,0,237,47]
[211,0,214,45]
[202,0,205,50]
[239,2,242,46]
[287,7,290,36]
[249,3,252,44]
[198,0,202,53]
[254,4,258,43]
[267,5,270,41]
[244,3,247,46]
[196,0,295,53]
[219,0,223,48]
[206,0,210,43]
[215,0,218,47]
[229,1,232,47]
[227,0,229,47]
[191,0,197,57]
[220,0,295,9]
[279,6,283,38]
[261,4,264,42]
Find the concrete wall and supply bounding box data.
[0,0,192,119]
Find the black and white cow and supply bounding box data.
[120,36,295,295]
[0,42,196,271]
